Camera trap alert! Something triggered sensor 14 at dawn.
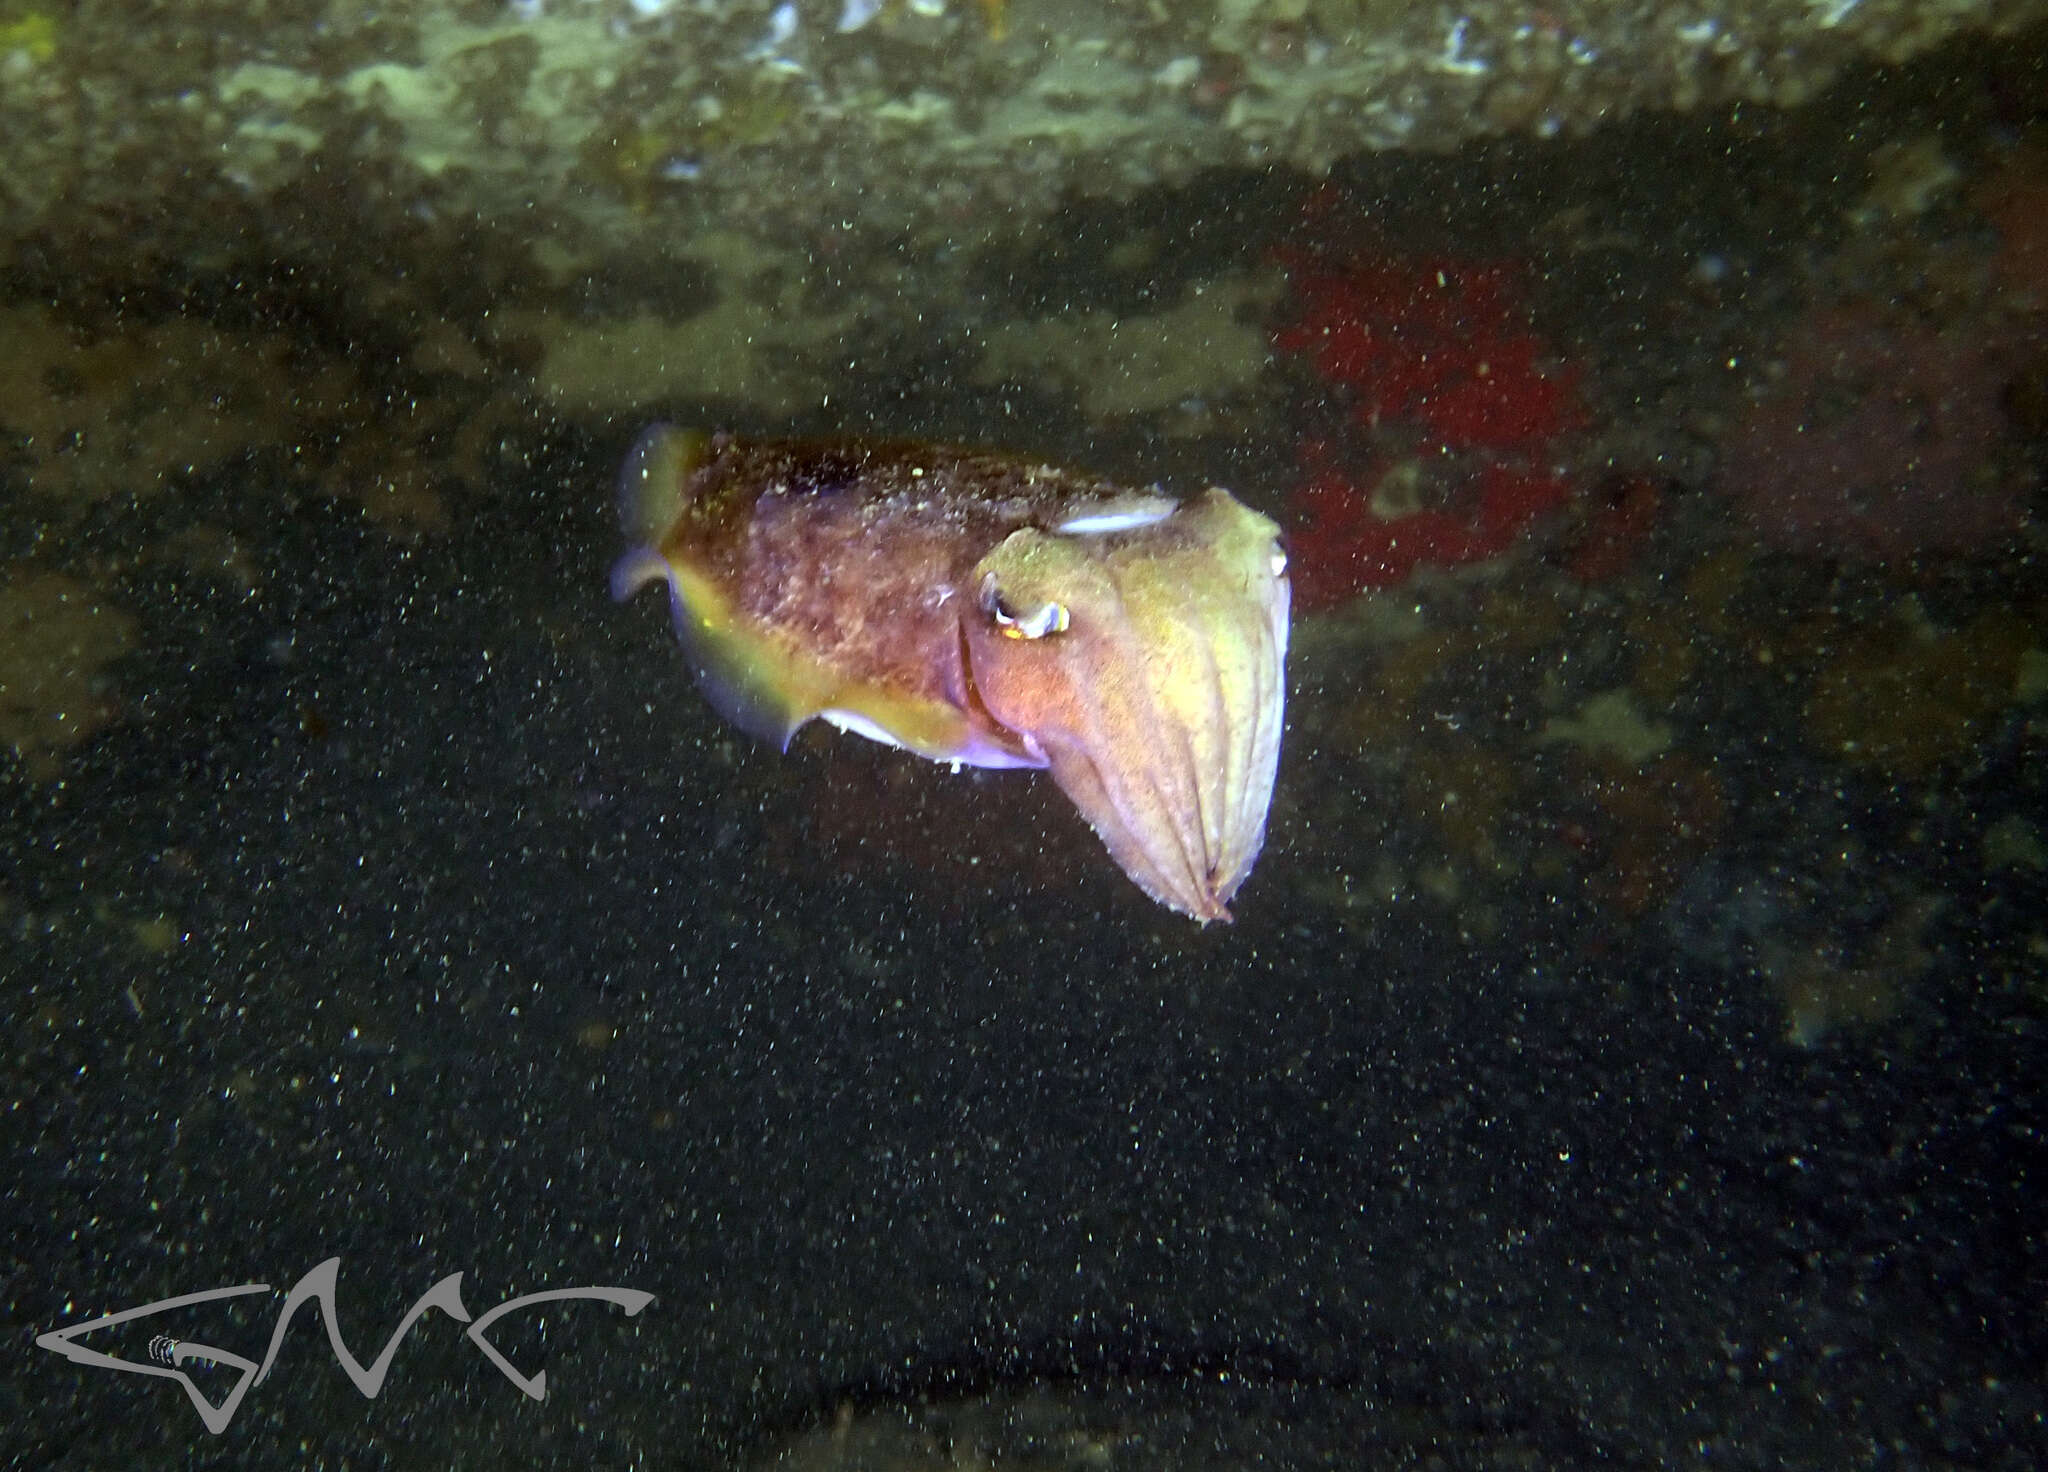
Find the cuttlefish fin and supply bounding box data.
[611,425,824,748]
[617,423,705,547]
[622,557,1013,761]
[641,560,838,749]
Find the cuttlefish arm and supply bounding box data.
[961,489,1290,923]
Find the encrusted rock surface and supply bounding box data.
[3,1,2044,414]
[8,0,2044,234]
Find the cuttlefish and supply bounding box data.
[612,430,1289,922]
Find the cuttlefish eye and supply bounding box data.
[979,574,1070,640]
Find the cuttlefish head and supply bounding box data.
[960,488,1290,923]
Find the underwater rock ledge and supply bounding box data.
[3,1,2044,313]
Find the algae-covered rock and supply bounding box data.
[1538,689,1675,767]
[1803,613,2039,777]
[972,272,1281,421]
[0,572,136,777]
[0,0,2040,418]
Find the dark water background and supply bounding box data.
[5,38,2047,1472]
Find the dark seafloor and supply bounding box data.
[6,34,2048,1472]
